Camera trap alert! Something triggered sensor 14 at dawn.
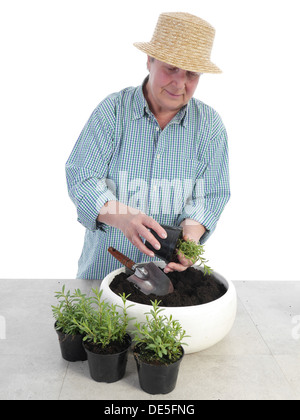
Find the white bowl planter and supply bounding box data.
[100,262,237,354]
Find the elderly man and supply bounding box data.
[66,12,230,280]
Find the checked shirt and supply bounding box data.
[66,79,230,279]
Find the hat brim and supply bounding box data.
[134,42,222,74]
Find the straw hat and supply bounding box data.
[134,12,221,74]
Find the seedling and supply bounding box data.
[176,238,212,275]
[73,289,134,349]
[132,300,189,365]
[52,285,91,335]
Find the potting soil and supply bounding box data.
[109,267,226,307]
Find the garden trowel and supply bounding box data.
[108,247,174,296]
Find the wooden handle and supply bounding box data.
[107,247,136,270]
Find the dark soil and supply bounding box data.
[109,267,227,307]
[83,334,131,355]
[133,343,184,366]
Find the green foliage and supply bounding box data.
[52,285,91,336]
[176,238,213,275]
[73,289,134,349]
[132,300,189,365]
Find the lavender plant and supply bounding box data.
[132,300,189,365]
[176,238,212,275]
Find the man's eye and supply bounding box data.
[187,72,200,78]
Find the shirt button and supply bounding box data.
[157,154,160,159]
[156,127,160,132]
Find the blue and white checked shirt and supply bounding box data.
[66,78,230,279]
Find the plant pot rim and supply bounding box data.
[54,321,82,337]
[133,344,184,367]
[83,333,132,356]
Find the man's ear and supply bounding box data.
[146,55,151,72]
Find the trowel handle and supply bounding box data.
[107,247,136,270]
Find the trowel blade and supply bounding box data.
[127,262,174,296]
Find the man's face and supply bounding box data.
[145,57,201,115]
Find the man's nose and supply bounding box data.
[171,70,187,88]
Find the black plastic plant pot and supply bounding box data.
[145,224,183,263]
[55,322,87,362]
[83,335,132,383]
[134,347,184,395]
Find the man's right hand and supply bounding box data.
[97,201,167,257]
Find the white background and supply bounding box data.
[0,0,299,281]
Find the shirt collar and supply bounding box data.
[133,76,188,127]
[133,78,148,120]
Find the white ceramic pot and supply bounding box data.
[100,262,237,354]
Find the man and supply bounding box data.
[66,12,230,279]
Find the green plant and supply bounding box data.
[176,238,212,275]
[132,300,189,365]
[73,289,134,349]
[52,285,91,335]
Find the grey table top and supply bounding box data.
[0,279,299,400]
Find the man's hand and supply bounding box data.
[97,201,167,257]
[163,219,206,273]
